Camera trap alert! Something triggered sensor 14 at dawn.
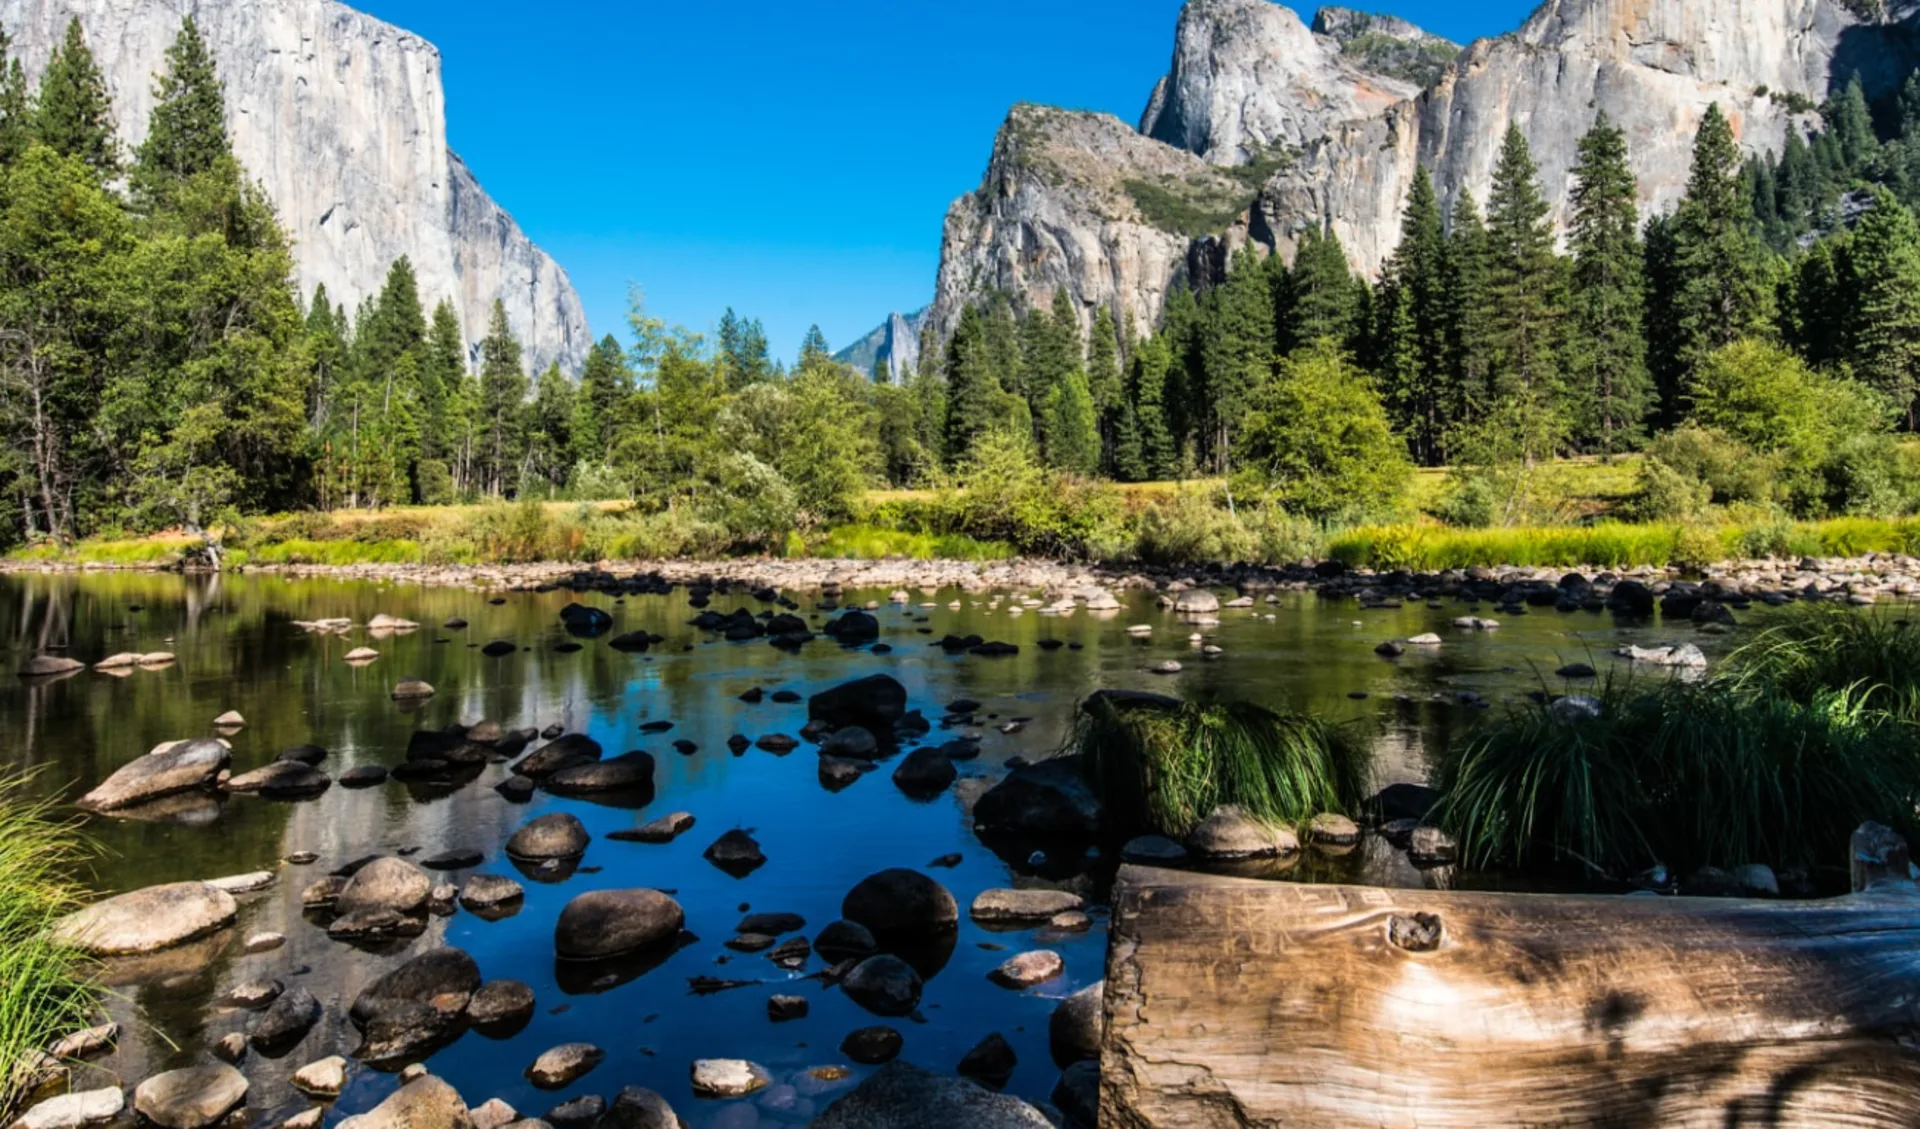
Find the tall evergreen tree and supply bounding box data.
[1844,187,1920,428]
[571,333,630,467]
[943,305,999,466]
[797,324,832,372]
[35,18,119,181]
[1445,187,1495,430]
[1085,305,1122,470]
[1484,125,1564,408]
[1670,104,1774,380]
[132,18,228,209]
[477,301,527,496]
[1201,248,1276,474]
[1566,113,1652,453]
[1281,225,1361,353]
[0,32,32,168]
[1377,166,1451,464]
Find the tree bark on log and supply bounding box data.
[1103,840,1920,1128]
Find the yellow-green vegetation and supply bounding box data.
[1072,694,1369,838]
[1434,609,1920,879]
[0,777,96,1119]
[1328,515,1920,572]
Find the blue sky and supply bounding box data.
[354,1,1539,364]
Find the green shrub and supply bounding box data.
[1131,488,1257,566]
[1238,341,1412,522]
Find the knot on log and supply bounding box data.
[1852,822,1913,894]
[1388,912,1443,953]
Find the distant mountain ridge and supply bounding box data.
[0,0,592,376]
[921,0,1920,347]
[834,308,927,384]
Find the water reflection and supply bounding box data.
[0,571,1758,1125]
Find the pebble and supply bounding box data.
[690,1059,773,1098]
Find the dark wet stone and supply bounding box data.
[768,994,809,1022]
[420,849,483,871]
[481,641,518,658]
[737,912,804,935]
[973,757,1101,838]
[546,751,655,794]
[277,745,328,766]
[249,986,320,1052]
[891,747,956,798]
[839,1026,903,1066]
[809,675,908,732]
[338,765,389,788]
[704,830,766,878]
[348,948,480,1064]
[515,735,604,778]
[507,813,590,861]
[841,955,922,1016]
[842,869,956,938]
[553,890,685,961]
[957,1033,1017,1087]
[814,919,878,963]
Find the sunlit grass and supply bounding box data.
[1072,694,1368,837]
[808,525,1014,562]
[0,776,97,1120]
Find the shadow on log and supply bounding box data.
[1102,824,1920,1128]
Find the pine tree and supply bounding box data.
[1020,289,1080,457]
[419,299,464,463]
[1844,187,1920,428]
[1043,369,1100,476]
[1377,166,1451,463]
[1198,249,1275,474]
[132,18,229,209]
[1825,75,1878,177]
[1282,225,1360,353]
[942,305,999,466]
[1671,104,1774,379]
[0,32,31,168]
[1776,128,1818,235]
[524,361,575,493]
[571,333,630,466]
[798,324,832,372]
[1484,125,1564,408]
[1446,188,1495,431]
[1085,306,1122,471]
[35,18,119,181]
[477,301,527,496]
[1566,113,1651,453]
[1641,211,1687,423]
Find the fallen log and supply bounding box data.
[1102,824,1920,1128]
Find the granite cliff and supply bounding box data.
[0,0,591,375]
[926,0,1920,346]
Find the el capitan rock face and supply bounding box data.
[928,0,1920,344]
[0,0,590,376]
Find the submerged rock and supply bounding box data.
[507,813,591,860]
[809,675,908,731]
[987,950,1064,989]
[527,1043,604,1089]
[1186,806,1298,860]
[841,955,923,1016]
[839,1026,904,1066]
[132,1065,247,1129]
[969,888,1084,925]
[9,1088,124,1129]
[335,857,431,917]
[842,870,957,937]
[553,889,684,961]
[688,1059,771,1099]
[336,1076,473,1129]
[972,757,1101,838]
[54,882,236,955]
[348,948,481,1064]
[78,740,229,812]
[1050,981,1104,1066]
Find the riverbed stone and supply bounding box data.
[612,811,694,844]
[8,1087,124,1129]
[957,1033,1018,1085]
[543,1097,602,1129]
[973,757,1101,838]
[988,950,1064,989]
[459,874,525,915]
[890,747,956,797]
[1309,813,1361,847]
[337,1076,473,1129]
[819,726,879,759]
[20,655,84,677]
[250,986,321,1050]
[1050,981,1103,1065]
[839,1027,903,1066]
[808,675,908,731]
[689,1059,771,1099]
[469,1101,516,1129]
[1121,836,1188,864]
[513,734,604,778]
[842,870,957,937]
[969,888,1084,925]
[290,1056,348,1098]
[469,979,536,1029]
[1173,590,1220,615]
[46,1023,118,1061]
[348,948,481,1062]
[703,829,766,877]
[546,750,656,794]
[1408,826,1459,866]
[132,1065,247,1129]
[54,882,235,955]
[841,955,923,1016]
[339,765,389,788]
[1186,806,1298,860]
[335,857,432,917]
[602,1088,678,1129]
[554,889,685,961]
[78,740,229,812]
[392,679,436,700]
[813,919,878,962]
[768,994,809,1022]
[507,813,590,860]
[527,1043,605,1089]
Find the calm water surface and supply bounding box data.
[0,571,1751,1126]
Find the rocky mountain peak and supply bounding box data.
[1139,0,1427,166]
[0,0,590,376]
[1310,7,1460,88]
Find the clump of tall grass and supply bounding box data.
[0,777,98,1119]
[810,524,1014,562]
[1723,607,1920,721]
[1435,609,1920,879]
[1071,694,1367,838]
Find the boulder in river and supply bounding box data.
[972,756,1102,838]
[809,1061,1051,1128]
[223,761,330,800]
[8,1087,124,1129]
[334,857,432,917]
[553,889,685,961]
[78,740,229,812]
[506,813,591,860]
[601,1088,678,1129]
[702,830,766,877]
[468,979,536,1030]
[348,948,481,1064]
[1050,981,1104,1066]
[336,1076,473,1129]
[545,751,655,795]
[969,888,1084,925]
[459,874,526,916]
[249,986,321,1052]
[808,675,908,731]
[839,1027,904,1066]
[526,1043,604,1089]
[688,1059,771,1099]
[19,655,84,677]
[132,1065,248,1129]
[1186,806,1299,860]
[513,735,604,778]
[891,747,956,798]
[842,869,957,937]
[54,882,235,955]
[814,919,878,963]
[988,950,1064,989]
[391,679,436,701]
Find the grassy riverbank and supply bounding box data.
[0,778,95,1118]
[11,501,1920,574]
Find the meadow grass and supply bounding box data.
[807,525,1014,562]
[0,777,97,1119]
[1433,608,1920,879]
[1071,693,1368,837]
[1327,516,1920,572]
